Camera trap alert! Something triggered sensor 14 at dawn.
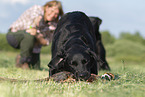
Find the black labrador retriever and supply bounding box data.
[89,17,111,70]
[48,11,99,80]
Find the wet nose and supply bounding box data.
[78,72,89,80]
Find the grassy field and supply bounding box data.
[0,51,145,97]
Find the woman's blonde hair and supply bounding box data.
[44,0,64,22]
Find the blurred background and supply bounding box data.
[0,0,145,37]
[0,0,145,63]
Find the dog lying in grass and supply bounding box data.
[48,11,100,81]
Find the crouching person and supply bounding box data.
[6,0,64,69]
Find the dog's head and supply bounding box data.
[66,47,98,80]
[66,48,93,80]
[48,46,98,81]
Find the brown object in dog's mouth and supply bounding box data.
[49,71,99,83]
[49,71,75,82]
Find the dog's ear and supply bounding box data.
[89,17,102,26]
[48,48,67,69]
[96,17,102,26]
[86,48,97,59]
[85,49,99,75]
[48,55,64,70]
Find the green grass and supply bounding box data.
[0,51,145,97]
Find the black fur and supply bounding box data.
[89,17,111,70]
[48,11,98,80]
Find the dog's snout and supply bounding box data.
[79,73,87,78]
[75,71,90,80]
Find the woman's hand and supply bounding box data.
[35,33,49,46]
[26,28,37,35]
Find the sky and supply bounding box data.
[0,0,145,37]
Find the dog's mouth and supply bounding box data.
[50,71,91,82]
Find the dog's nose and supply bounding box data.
[79,73,86,78]
[78,72,89,80]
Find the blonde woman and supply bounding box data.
[6,0,64,69]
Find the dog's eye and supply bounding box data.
[82,59,87,64]
[71,61,78,66]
